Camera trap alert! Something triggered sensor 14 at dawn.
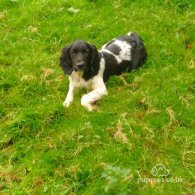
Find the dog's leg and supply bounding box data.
[81,78,107,111]
[63,78,75,108]
[81,88,107,111]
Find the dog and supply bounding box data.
[59,32,147,111]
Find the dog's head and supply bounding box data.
[60,40,100,75]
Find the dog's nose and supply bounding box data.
[76,62,85,70]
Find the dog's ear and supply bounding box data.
[88,44,100,74]
[59,45,73,75]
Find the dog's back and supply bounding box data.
[101,32,147,81]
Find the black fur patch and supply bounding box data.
[60,45,73,75]
[82,51,101,81]
[102,52,131,81]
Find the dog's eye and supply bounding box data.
[71,49,77,55]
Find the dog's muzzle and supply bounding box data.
[75,62,85,71]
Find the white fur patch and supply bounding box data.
[114,39,132,61]
[70,71,92,88]
[101,37,132,63]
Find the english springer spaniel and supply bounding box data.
[60,32,147,111]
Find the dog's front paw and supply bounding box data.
[63,99,72,108]
[83,103,97,112]
[81,95,97,111]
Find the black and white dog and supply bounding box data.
[60,32,147,111]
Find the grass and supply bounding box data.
[0,0,195,194]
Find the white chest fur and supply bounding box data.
[69,57,105,89]
[69,71,92,88]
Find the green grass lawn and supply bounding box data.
[0,0,195,194]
